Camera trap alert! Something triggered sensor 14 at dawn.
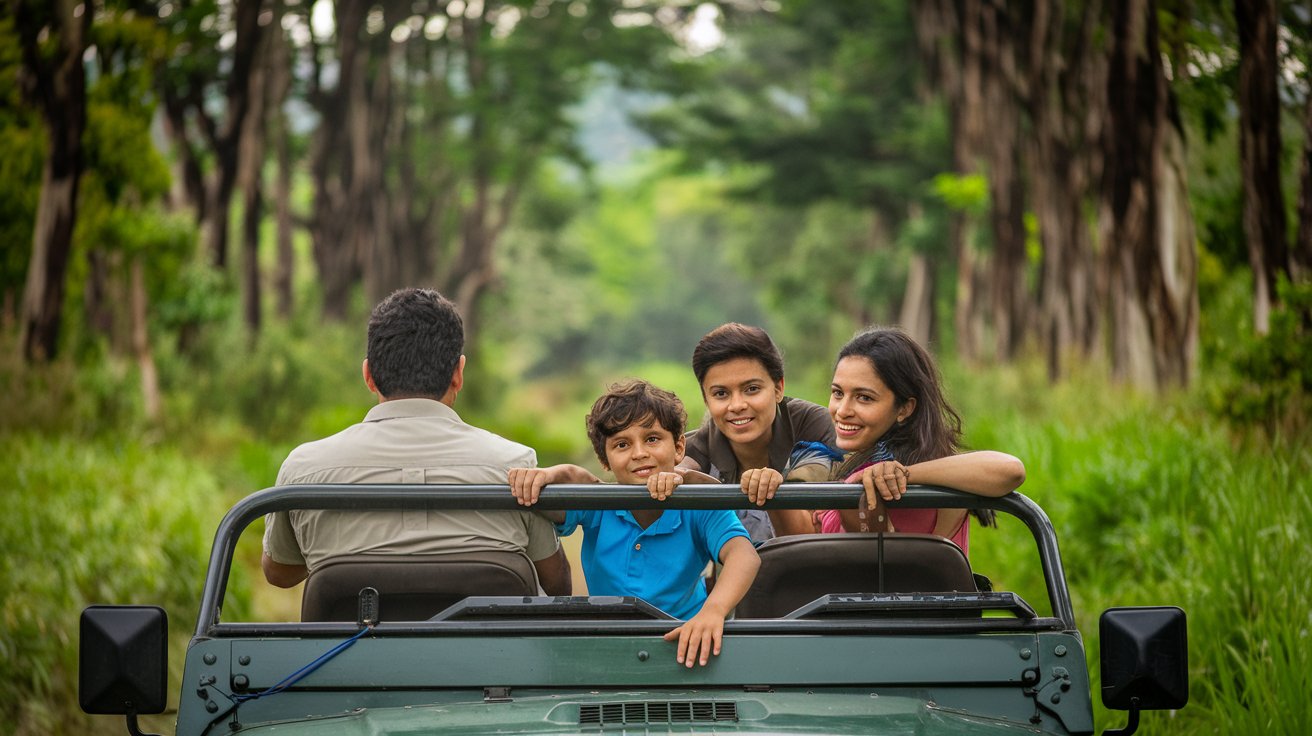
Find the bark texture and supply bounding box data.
[1103,0,1197,388]
[1236,0,1289,333]
[15,0,91,362]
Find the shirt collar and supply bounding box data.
[612,509,683,534]
[363,397,460,423]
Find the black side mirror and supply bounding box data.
[1099,606,1188,735]
[80,605,168,718]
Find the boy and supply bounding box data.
[508,380,760,668]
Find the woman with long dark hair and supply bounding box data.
[795,327,1025,553]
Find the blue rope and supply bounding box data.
[228,627,370,704]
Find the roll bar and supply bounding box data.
[196,485,1073,636]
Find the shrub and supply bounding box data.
[0,433,249,735]
[1207,277,1312,434]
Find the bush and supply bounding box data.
[962,366,1312,734]
[0,433,250,735]
[158,319,369,444]
[1206,277,1312,434]
[0,346,145,439]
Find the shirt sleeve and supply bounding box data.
[555,509,599,537]
[683,427,711,471]
[793,399,837,445]
[694,510,750,562]
[262,511,306,565]
[520,510,561,561]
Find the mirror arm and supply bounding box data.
[125,712,162,736]
[1101,697,1140,736]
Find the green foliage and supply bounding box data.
[483,158,768,381]
[932,173,989,216]
[0,346,145,438]
[962,361,1312,734]
[1207,278,1312,432]
[159,319,369,443]
[0,16,43,303]
[0,432,249,734]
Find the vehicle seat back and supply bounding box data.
[736,533,977,618]
[300,551,539,622]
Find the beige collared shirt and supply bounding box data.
[263,398,559,571]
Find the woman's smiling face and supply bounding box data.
[701,357,784,450]
[828,356,915,452]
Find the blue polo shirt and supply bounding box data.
[557,509,749,620]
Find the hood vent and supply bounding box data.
[579,700,738,725]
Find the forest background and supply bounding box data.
[2,0,1311,733]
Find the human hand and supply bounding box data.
[740,467,783,506]
[508,467,552,506]
[848,461,909,505]
[662,609,725,667]
[648,471,683,500]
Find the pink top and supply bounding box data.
[814,462,969,554]
[814,508,969,555]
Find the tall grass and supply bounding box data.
[959,360,1312,734]
[0,433,251,736]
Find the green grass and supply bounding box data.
[0,433,251,735]
[961,361,1312,734]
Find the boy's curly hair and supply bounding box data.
[585,380,687,465]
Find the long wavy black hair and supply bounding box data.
[831,327,994,526]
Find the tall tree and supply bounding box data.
[157,0,266,270]
[1102,0,1198,387]
[302,0,674,334]
[13,0,91,362]
[916,0,1028,360]
[644,0,954,348]
[1236,0,1289,333]
[1022,0,1104,378]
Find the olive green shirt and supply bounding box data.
[684,397,835,543]
[684,396,836,483]
[263,398,559,572]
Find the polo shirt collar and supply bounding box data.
[612,509,683,534]
[363,397,460,423]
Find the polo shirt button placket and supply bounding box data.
[634,543,641,550]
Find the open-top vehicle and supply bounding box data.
[80,484,1187,735]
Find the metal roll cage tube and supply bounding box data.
[196,485,1074,638]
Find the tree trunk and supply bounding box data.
[163,93,207,219]
[1236,0,1289,333]
[16,0,90,363]
[157,0,265,271]
[1027,0,1102,381]
[1297,82,1312,279]
[951,212,984,362]
[1103,0,1198,388]
[446,13,497,338]
[913,0,1022,363]
[239,22,271,335]
[268,9,295,319]
[308,0,398,319]
[899,251,935,346]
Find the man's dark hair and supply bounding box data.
[366,288,464,399]
[691,322,785,388]
[585,380,687,465]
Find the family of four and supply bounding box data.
[262,288,1026,666]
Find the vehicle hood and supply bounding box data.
[235,691,1051,735]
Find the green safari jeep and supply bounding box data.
[79,484,1187,735]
